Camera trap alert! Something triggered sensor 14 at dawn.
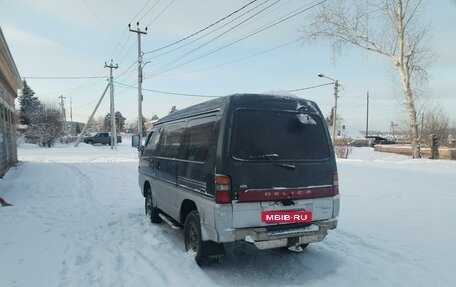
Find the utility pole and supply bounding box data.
[332,80,339,144]
[58,95,66,134]
[318,74,340,144]
[105,60,119,150]
[70,97,73,135]
[390,121,398,139]
[365,91,369,137]
[129,22,147,145]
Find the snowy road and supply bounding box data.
[1,143,455,286]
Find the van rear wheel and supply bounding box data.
[145,192,162,224]
[184,211,224,266]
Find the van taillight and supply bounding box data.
[333,172,339,195]
[215,174,231,204]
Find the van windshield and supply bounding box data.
[231,109,330,161]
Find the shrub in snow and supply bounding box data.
[334,137,353,159]
[25,104,63,148]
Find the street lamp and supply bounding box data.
[318,73,340,144]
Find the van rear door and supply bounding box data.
[228,108,337,228]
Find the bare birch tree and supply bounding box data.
[301,0,431,158]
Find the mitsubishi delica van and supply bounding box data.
[132,93,340,266]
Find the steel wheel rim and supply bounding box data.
[145,195,152,216]
[188,221,199,252]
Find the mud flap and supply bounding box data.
[197,241,225,266]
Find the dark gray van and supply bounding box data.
[132,94,339,266]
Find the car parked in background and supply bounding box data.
[83,132,122,145]
[366,136,396,147]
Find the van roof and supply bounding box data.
[156,96,227,124]
[155,93,320,124]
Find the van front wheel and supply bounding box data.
[184,211,224,266]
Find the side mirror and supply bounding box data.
[131,134,140,148]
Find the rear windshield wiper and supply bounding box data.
[248,153,279,160]
[276,163,296,170]
[248,154,295,170]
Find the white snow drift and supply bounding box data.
[0,141,455,286]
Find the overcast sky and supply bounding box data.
[1,0,455,133]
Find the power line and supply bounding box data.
[115,80,341,98]
[148,0,328,77]
[82,0,118,42]
[112,2,157,66]
[27,0,135,102]
[36,78,107,98]
[138,0,162,22]
[160,38,301,77]
[115,60,137,80]
[114,81,219,98]
[110,29,131,60]
[228,0,295,33]
[144,0,260,54]
[145,0,177,27]
[147,0,321,77]
[110,1,171,74]
[146,0,282,77]
[143,0,274,66]
[23,76,106,80]
[112,1,160,63]
[288,82,334,92]
[131,0,157,23]
[115,39,137,68]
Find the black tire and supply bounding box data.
[184,211,224,266]
[87,140,93,145]
[145,191,162,224]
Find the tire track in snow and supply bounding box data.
[319,229,420,285]
[202,228,407,287]
[55,161,156,286]
[57,212,172,286]
[328,229,405,261]
[61,163,96,202]
[57,162,105,287]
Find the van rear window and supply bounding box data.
[231,110,330,161]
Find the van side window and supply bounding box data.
[144,129,161,156]
[159,122,185,158]
[183,116,216,162]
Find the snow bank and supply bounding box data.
[0,144,455,286]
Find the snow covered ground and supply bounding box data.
[1,141,455,287]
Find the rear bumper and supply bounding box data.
[204,196,339,248]
[234,218,337,249]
